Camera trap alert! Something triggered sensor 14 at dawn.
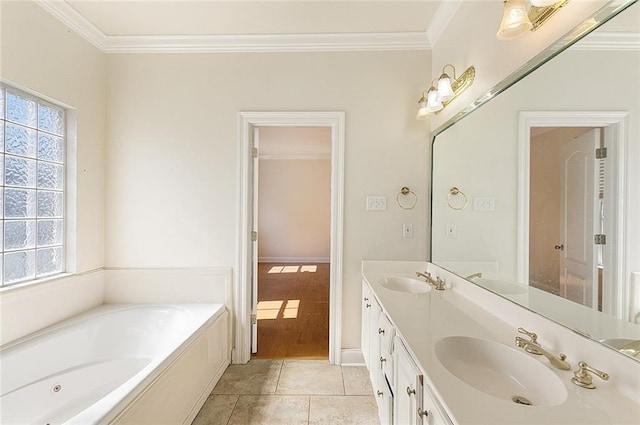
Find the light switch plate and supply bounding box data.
[366,196,387,211]
[473,197,495,211]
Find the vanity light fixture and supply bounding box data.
[416,65,475,120]
[496,0,570,40]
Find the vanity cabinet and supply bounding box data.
[361,282,373,370]
[393,336,423,425]
[363,281,394,424]
[362,280,453,425]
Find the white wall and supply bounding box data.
[430,0,611,128]
[258,159,331,262]
[432,47,640,290]
[0,1,106,273]
[0,1,106,337]
[105,51,431,349]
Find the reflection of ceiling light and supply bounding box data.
[496,0,532,40]
[529,0,562,6]
[497,0,570,40]
[416,65,475,120]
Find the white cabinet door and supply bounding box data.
[379,313,395,387]
[420,387,451,425]
[361,281,373,370]
[368,297,383,383]
[394,336,422,425]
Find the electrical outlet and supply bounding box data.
[366,196,387,211]
[402,224,413,238]
[446,224,457,238]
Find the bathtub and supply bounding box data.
[0,303,229,424]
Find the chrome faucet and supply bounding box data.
[416,271,445,290]
[515,327,571,370]
[465,272,482,280]
[619,340,640,358]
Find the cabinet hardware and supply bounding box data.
[364,297,369,302]
[366,303,371,308]
[406,386,416,396]
[417,407,429,418]
[378,328,385,335]
[380,356,386,364]
[377,390,384,397]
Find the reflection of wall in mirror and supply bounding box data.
[432,47,640,289]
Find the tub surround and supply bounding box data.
[0,267,233,347]
[362,260,640,424]
[0,271,104,346]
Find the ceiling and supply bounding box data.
[37,0,458,53]
[65,1,441,36]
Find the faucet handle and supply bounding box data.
[517,327,539,344]
[571,361,609,389]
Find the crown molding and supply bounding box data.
[35,0,430,53]
[426,0,463,47]
[34,0,106,51]
[104,32,430,54]
[571,32,640,51]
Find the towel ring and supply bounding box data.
[447,187,467,210]
[397,187,418,210]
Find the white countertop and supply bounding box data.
[362,261,640,425]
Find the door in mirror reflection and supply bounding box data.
[529,127,613,312]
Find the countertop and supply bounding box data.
[362,261,640,424]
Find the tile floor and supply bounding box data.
[192,359,381,425]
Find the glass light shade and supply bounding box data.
[437,74,455,102]
[496,0,533,40]
[426,88,443,113]
[529,0,561,6]
[416,103,431,120]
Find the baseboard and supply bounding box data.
[340,348,365,366]
[258,257,330,263]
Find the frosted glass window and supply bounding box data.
[6,92,37,128]
[1,85,65,286]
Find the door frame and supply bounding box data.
[236,111,345,365]
[517,111,628,318]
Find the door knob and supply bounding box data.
[554,244,564,251]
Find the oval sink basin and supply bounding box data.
[474,278,528,295]
[378,277,431,294]
[435,336,567,406]
[599,338,635,349]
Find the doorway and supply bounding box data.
[236,112,345,365]
[529,127,603,308]
[518,111,627,320]
[252,126,332,359]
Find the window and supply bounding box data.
[1,85,65,287]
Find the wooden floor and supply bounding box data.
[252,263,329,359]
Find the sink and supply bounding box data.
[600,338,635,349]
[474,278,528,295]
[435,336,567,406]
[378,277,431,294]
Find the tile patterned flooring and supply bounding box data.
[192,359,381,425]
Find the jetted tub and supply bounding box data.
[0,303,229,424]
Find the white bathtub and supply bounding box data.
[0,303,228,425]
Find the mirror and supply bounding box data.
[430,0,640,360]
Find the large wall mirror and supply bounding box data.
[430,0,640,361]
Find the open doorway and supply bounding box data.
[252,127,332,359]
[529,127,606,309]
[236,111,345,366]
[519,111,628,321]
